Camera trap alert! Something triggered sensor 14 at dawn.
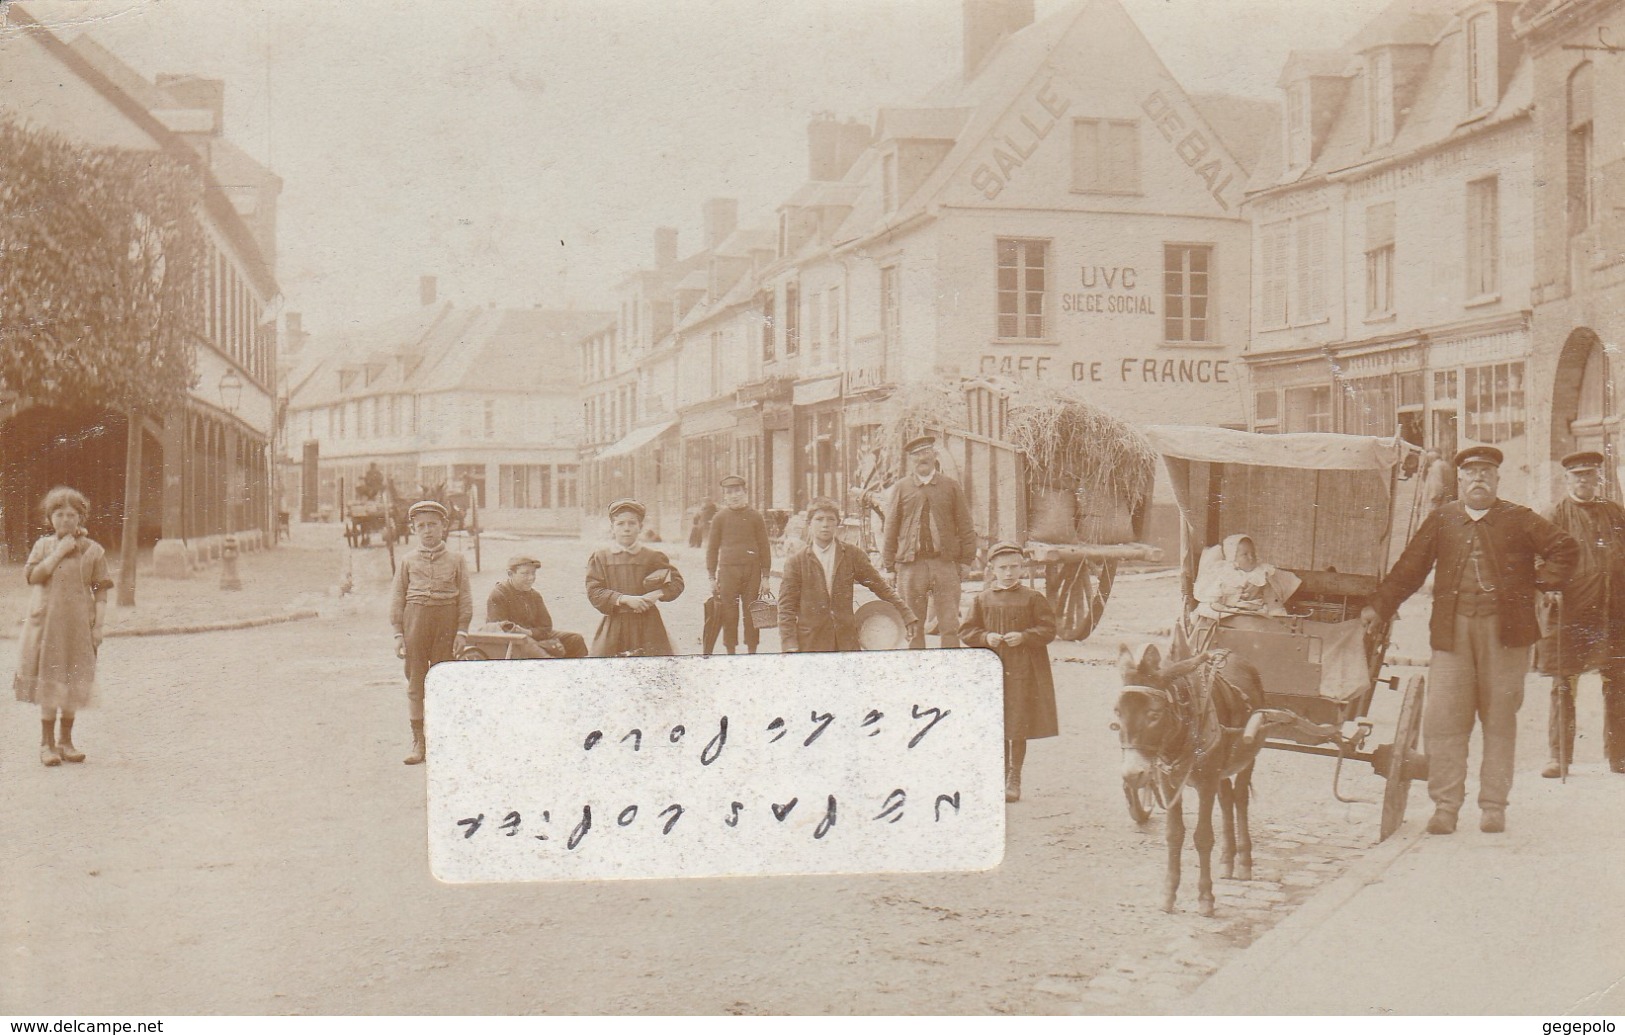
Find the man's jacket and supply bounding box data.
[778,540,916,652]
[1370,499,1579,651]
[882,475,977,568]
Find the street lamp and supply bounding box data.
[218,369,243,414]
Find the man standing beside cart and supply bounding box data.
[1361,446,1578,835]
[883,436,977,650]
[1535,451,1625,777]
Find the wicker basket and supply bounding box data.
[748,592,779,630]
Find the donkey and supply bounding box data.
[1115,643,1279,916]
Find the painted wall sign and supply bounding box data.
[1061,265,1156,315]
[968,77,1073,201]
[1141,90,1235,210]
[979,354,1231,384]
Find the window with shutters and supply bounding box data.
[1294,213,1328,323]
[808,290,823,364]
[1467,12,1497,114]
[1072,118,1140,194]
[1260,220,1290,329]
[1365,202,1395,318]
[1163,244,1212,343]
[1569,63,1594,237]
[1260,212,1328,328]
[996,238,1048,339]
[880,265,900,369]
[785,281,800,357]
[709,331,723,396]
[759,291,775,363]
[1286,82,1312,169]
[1466,177,1499,299]
[827,286,841,357]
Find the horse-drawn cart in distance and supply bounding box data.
[1144,425,1430,843]
[857,378,1164,642]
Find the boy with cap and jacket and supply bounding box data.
[705,474,771,655]
[486,554,589,659]
[390,500,473,765]
[778,496,917,652]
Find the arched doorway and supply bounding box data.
[1551,327,1619,493]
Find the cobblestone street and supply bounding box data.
[0,524,1460,1014]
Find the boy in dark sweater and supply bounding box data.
[485,554,588,659]
[705,474,771,654]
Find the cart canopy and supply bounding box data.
[1146,426,1412,582]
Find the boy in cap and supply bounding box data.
[486,554,588,659]
[1362,445,1578,833]
[883,435,977,649]
[390,500,473,765]
[1534,450,1625,776]
[586,499,685,656]
[778,496,917,652]
[961,542,1058,803]
[705,474,771,655]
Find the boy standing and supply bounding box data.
[778,496,917,652]
[486,554,589,659]
[961,542,1058,803]
[706,474,771,655]
[390,500,473,765]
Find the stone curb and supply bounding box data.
[106,609,323,638]
[1174,820,1428,1014]
[2,609,322,641]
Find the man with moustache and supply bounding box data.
[1361,446,1578,835]
[883,436,976,650]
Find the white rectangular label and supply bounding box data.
[425,650,1006,882]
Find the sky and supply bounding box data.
[19,0,1396,337]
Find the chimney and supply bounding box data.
[702,198,738,250]
[808,114,843,180]
[155,73,225,134]
[963,0,1034,80]
[420,275,437,307]
[655,227,679,268]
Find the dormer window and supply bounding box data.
[338,369,356,392]
[1466,11,1496,113]
[1286,82,1312,169]
[1366,50,1394,148]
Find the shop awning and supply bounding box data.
[597,419,676,460]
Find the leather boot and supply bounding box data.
[56,716,85,763]
[40,719,60,767]
[404,720,426,765]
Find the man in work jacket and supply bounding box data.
[882,435,977,649]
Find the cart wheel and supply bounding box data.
[1124,778,1156,825]
[1057,559,1117,641]
[458,646,490,662]
[1380,674,1426,841]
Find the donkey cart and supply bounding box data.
[1140,426,1432,844]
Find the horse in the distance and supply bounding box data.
[1115,642,1282,916]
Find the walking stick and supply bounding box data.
[1557,592,1570,784]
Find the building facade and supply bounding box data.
[285,289,606,534]
[1242,1,1539,499]
[0,8,280,571]
[583,0,1271,547]
[1515,0,1625,507]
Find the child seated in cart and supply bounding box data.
[1194,534,1301,619]
[483,554,588,659]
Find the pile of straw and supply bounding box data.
[1002,382,1156,512]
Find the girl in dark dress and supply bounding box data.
[585,499,685,656]
[961,541,1057,803]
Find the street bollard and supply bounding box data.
[220,534,243,591]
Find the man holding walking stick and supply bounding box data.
[1535,451,1625,777]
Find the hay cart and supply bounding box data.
[1146,426,1431,842]
[339,479,400,573]
[866,380,1163,641]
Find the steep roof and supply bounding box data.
[1249,1,1531,194]
[290,304,608,408]
[1191,93,1281,176]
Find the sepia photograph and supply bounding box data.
[2,0,1623,1019]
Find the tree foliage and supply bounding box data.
[0,115,205,414]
